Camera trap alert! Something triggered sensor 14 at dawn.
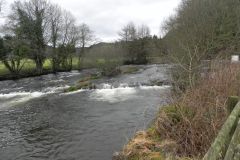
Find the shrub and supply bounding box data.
[96,59,121,76]
[155,63,240,158]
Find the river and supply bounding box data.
[0,64,171,160]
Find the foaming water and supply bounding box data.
[61,89,85,95]
[0,91,45,99]
[0,86,69,109]
[89,83,171,103]
[139,85,171,90]
[90,87,137,103]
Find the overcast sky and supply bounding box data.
[3,0,181,42]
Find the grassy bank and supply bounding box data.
[0,54,159,80]
[0,58,80,72]
[116,62,240,160]
[0,58,111,80]
[0,59,54,80]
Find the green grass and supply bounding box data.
[0,59,45,75]
[0,57,114,77]
[0,62,8,75]
[43,59,52,70]
[0,58,81,76]
[0,59,37,75]
[0,56,162,78]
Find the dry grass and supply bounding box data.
[156,62,240,158]
[115,127,193,160]
[114,129,165,160]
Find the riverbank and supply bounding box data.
[0,56,165,81]
[0,64,140,81]
[0,58,80,81]
[115,63,240,160]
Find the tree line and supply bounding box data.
[0,0,94,75]
[118,22,164,64]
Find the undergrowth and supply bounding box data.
[156,63,240,158]
[116,62,240,159]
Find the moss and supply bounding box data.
[65,86,79,92]
[227,96,239,114]
[64,81,96,93]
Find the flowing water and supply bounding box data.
[0,65,171,160]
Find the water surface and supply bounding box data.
[0,65,171,160]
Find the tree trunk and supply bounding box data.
[2,60,18,75]
[52,58,57,72]
[52,48,59,73]
[51,39,59,72]
[35,58,43,75]
[78,46,85,70]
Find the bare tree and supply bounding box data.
[118,22,152,64]
[57,10,77,70]
[118,22,137,42]
[49,4,62,71]
[77,23,94,69]
[137,24,151,39]
[60,11,76,45]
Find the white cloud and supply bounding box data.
[2,0,181,42]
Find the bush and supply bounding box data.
[96,59,121,76]
[155,63,240,158]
